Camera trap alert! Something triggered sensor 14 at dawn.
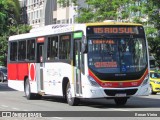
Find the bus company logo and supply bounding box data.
[101,83,112,87]
[131,82,138,86]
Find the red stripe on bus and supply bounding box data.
[8,63,29,81]
[88,69,148,88]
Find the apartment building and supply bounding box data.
[53,0,86,24]
[53,1,77,24]
[23,0,86,28]
[24,0,76,28]
[26,0,45,28]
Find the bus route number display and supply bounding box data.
[87,26,143,35]
[94,62,117,68]
[94,27,136,34]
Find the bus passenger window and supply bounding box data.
[59,35,71,60]
[10,42,18,61]
[27,39,35,61]
[18,40,26,61]
[47,36,58,60]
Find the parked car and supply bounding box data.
[0,67,7,82]
[149,70,160,94]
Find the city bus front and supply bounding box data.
[84,24,149,105]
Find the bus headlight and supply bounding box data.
[88,76,100,87]
[142,75,149,86]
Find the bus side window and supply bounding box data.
[10,42,18,61]
[47,36,58,61]
[59,34,71,60]
[27,39,35,61]
[18,40,26,61]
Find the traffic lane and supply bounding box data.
[0,81,15,91]
[32,94,160,111]
[1,82,160,111]
[1,84,160,120]
[67,95,160,111]
[0,92,160,111]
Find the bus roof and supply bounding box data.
[9,22,143,41]
[85,22,142,26]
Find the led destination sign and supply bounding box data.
[94,27,135,34]
[87,26,144,35]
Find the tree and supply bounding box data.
[0,0,31,66]
[0,0,8,34]
[0,0,21,34]
[76,0,131,23]
[143,0,160,60]
[9,24,32,35]
[58,0,149,23]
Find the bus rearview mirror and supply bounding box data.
[82,42,87,53]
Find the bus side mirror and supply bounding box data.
[82,35,87,53]
[82,42,87,53]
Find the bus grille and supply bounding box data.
[104,89,138,96]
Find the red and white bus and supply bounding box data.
[8,22,149,106]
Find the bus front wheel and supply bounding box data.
[114,97,128,106]
[66,82,79,106]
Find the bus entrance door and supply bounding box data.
[36,42,45,94]
[74,40,82,96]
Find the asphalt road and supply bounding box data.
[0,82,160,120]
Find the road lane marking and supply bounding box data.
[111,108,131,111]
[0,107,6,109]
[53,117,63,119]
[22,109,29,111]
[1,105,8,108]
[12,107,20,110]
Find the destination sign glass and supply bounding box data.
[87,26,144,35]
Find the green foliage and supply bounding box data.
[0,0,8,33]
[9,25,32,35]
[145,0,160,60]
[0,35,8,66]
[0,0,31,66]
[75,0,124,22]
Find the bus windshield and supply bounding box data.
[88,36,147,73]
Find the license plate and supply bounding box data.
[115,93,126,97]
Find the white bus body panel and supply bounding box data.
[42,63,72,96]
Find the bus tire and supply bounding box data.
[24,78,42,100]
[66,82,79,106]
[114,97,128,106]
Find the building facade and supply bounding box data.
[26,0,45,28]
[24,0,86,28]
[25,0,78,28]
[53,0,86,24]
